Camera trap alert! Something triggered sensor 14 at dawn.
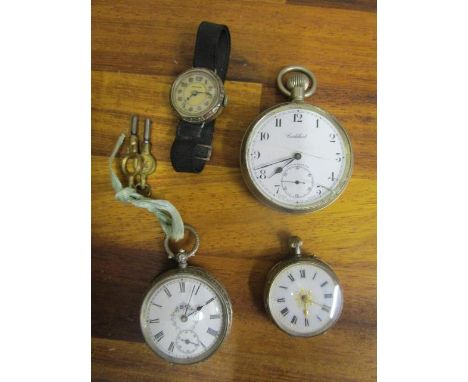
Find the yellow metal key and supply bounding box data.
[121,115,142,188]
[136,118,157,197]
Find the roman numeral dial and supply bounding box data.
[267,260,343,337]
[140,273,231,364]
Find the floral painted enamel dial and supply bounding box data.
[170,67,226,124]
[240,66,353,213]
[265,236,343,337]
[140,225,232,364]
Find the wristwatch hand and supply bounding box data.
[187,90,208,99]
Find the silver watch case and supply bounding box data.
[240,101,353,214]
[140,266,233,364]
[170,67,227,124]
[264,254,344,337]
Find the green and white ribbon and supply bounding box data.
[109,133,185,241]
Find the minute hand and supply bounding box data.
[253,156,296,170]
[186,297,215,317]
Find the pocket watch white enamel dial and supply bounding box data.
[140,225,232,364]
[240,66,353,213]
[170,67,226,124]
[265,236,343,337]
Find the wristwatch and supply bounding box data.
[170,21,231,173]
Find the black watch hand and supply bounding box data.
[256,152,302,171]
[268,158,295,178]
[254,156,295,170]
[188,90,207,99]
[281,180,306,184]
[269,153,303,178]
[185,90,200,101]
[186,297,215,317]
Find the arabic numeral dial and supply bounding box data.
[171,68,220,117]
[244,107,352,212]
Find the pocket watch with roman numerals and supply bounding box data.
[140,225,232,364]
[240,66,353,213]
[265,236,343,337]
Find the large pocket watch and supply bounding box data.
[140,225,232,364]
[240,66,353,213]
[265,236,343,337]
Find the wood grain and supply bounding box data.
[287,0,376,12]
[92,0,376,380]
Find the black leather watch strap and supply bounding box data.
[193,21,230,81]
[170,120,214,173]
[171,21,230,173]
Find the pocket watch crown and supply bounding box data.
[175,249,188,268]
[285,73,310,102]
[289,236,303,256]
[277,66,317,101]
[286,73,310,91]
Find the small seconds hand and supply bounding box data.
[281,180,306,184]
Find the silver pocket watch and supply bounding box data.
[241,66,353,213]
[140,225,232,364]
[265,236,343,337]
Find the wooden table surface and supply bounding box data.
[92,0,376,380]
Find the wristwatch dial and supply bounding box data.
[140,271,231,364]
[170,68,224,123]
[266,259,343,337]
[241,104,352,213]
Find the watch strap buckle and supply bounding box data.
[194,144,212,161]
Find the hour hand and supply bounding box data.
[269,166,283,178]
[184,338,198,346]
[268,158,294,178]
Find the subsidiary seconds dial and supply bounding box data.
[281,163,314,199]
